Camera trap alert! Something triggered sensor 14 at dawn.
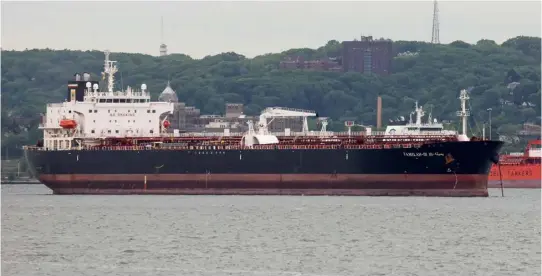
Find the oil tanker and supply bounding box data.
[489,140,541,188]
[24,51,503,197]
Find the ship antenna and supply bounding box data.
[103,50,118,93]
[456,89,470,136]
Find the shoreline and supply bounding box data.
[1,180,41,185]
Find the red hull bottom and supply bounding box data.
[50,188,488,197]
[39,174,489,197]
[488,180,541,189]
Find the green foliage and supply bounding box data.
[1,36,540,156]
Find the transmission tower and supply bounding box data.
[159,16,168,56]
[431,0,440,44]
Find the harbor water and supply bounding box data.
[2,185,540,276]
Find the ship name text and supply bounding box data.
[490,168,534,177]
[403,152,444,157]
[109,113,136,117]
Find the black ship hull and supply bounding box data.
[24,140,503,197]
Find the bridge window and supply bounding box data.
[420,127,442,131]
[106,99,112,103]
[89,110,93,113]
[147,110,150,113]
[94,110,97,113]
[152,110,156,113]
[119,99,126,103]
[113,99,120,103]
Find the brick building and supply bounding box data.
[341,36,393,75]
[225,103,244,118]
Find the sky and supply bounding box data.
[1,0,540,58]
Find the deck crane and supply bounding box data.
[257,107,317,135]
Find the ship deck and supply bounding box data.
[25,134,468,151]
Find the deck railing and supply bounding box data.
[25,143,428,152]
[24,134,460,152]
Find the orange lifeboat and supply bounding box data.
[60,119,77,129]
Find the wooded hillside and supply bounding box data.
[1,36,540,157]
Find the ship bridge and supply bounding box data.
[39,50,174,151]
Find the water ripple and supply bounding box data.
[2,185,540,276]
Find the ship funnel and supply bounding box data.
[83,72,91,81]
[75,73,81,81]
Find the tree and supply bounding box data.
[1,35,540,156]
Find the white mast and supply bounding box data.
[456,89,470,136]
[103,50,118,93]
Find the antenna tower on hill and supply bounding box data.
[431,0,440,44]
[159,16,168,56]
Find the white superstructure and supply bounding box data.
[527,145,542,158]
[39,51,174,150]
[383,101,455,136]
[381,89,476,141]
